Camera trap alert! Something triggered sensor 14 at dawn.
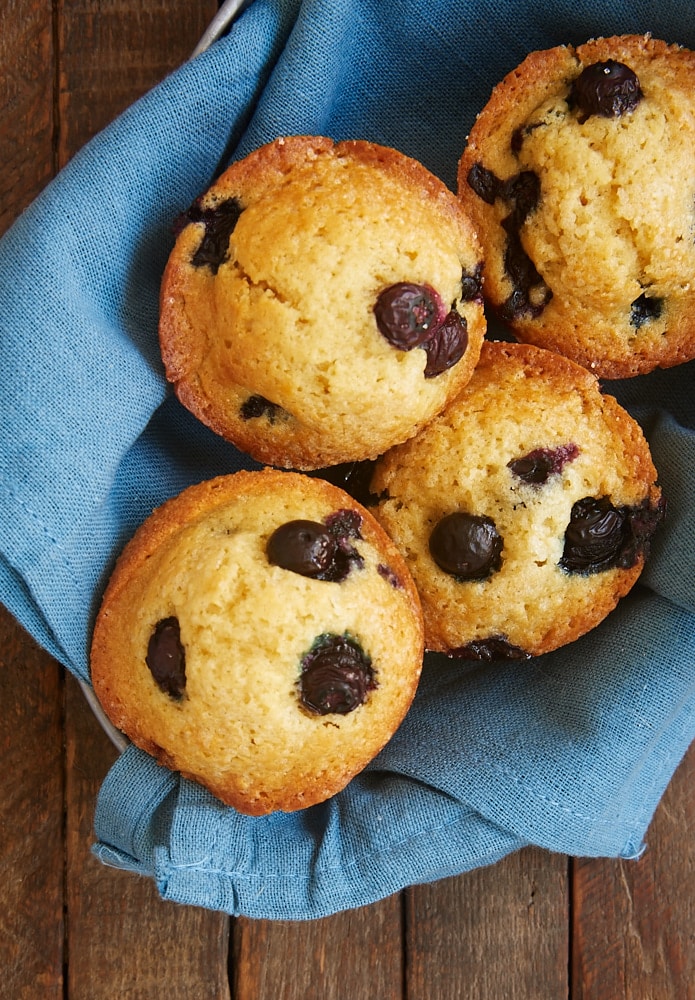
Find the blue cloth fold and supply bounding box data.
[1,0,693,919]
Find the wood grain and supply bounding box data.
[0,607,65,999]
[232,895,404,1000]
[405,847,569,1000]
[0,2,64,994]
[572,740,695,1000]
[65,673,232,1000]
[0,0,55,234]
[55,2,231,996]
[55,0,217,168]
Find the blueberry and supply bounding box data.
[299,633,376,715]
[467,163,551,321]
[267,520,338,578]
[429,512,503,580]
[448,636,531,661]
[423,310,468,377]
[374,282,444,350]
[310,460,381,507]
[322,508,365,581]
[559,495,630,574]
[570,60,643,122]
[324,508,363,540]
[187,196,244,274]
[467,163,501,204]
[267,510,363,583]
[561,494,666,574]
[239,395,281,422]
[502,171,541,224]
[508,443,579,485]
[501,229,552,320]
[460,263,484,303]
[146,617,186,699]
[630,294,664,329]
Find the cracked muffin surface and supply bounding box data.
[160,135,485,469]
[458,35,695,378]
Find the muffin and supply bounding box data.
[370,341,664,659]
[90,469,424,815]
[160,135,486,469]
[458,35,695,378]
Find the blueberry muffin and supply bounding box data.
[370,341,664,659]
[90,469,424,815]
[160,135,486,469]
[458,35,695,378]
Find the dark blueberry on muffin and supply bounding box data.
[569,60,643,121]
[299,633,377,716]
[146,616,186,699]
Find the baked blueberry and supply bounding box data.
[449,636,531,661]
[423,311,468,377]
[299,633,377,715]
[240,395,283,423]
[188,197,244,273]
[374,282,444,350]
[560,496,626,573]
[146,616,186,699]
[508,443,579,485]
[429,512,503,580]
[267,520,337,578]
[630,293,664,329]
[570,60,643,121]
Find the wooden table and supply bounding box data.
[1,3,693,996]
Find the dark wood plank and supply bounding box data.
[232,896,404,1000]
[55,1,231,995]
[65,674,232,999]
[405,847,569,999]
[572,740,695,1000]
[0,0,55,234]
[0,606,65,998]
[0,1,64,993]
[55,0,218,166]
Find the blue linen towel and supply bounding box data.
[1,0,694,920]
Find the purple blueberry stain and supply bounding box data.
[299,633,377,716]
[508,443,580,485]
[377,564,403,589]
